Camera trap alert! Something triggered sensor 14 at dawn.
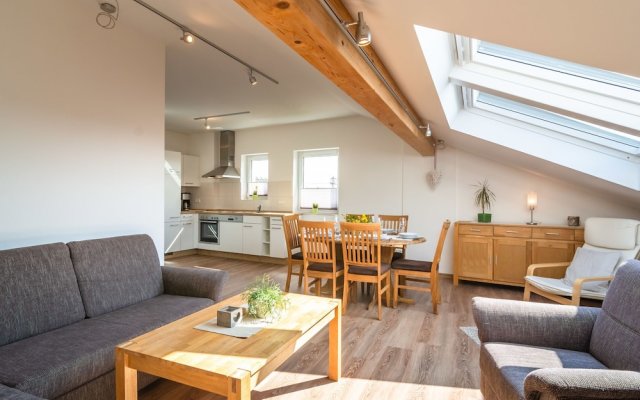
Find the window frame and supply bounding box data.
[295,148,339,212]
[242,153,269,200]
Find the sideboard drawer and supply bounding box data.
[459,224,493,236]
[532,227,574,241]
[494,226,532,238]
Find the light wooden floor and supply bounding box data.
[140,254,525,400]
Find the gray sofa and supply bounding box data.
[0,234,228,400]
[473,259,640,400]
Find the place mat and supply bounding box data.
[195,316,271,338]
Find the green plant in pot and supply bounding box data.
[243,274,289,321]
[474,179,496,223]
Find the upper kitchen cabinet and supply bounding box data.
[181,154,200,187]
[165,150,181,176]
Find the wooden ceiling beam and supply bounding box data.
[234,0,434,156]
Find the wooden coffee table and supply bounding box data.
[115,293,341,400]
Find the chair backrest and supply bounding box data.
[379,215,409,233]
[432,220,452,273]
[282,214,301,258]
[340,222,382,272]
[589,259,640,372]
[299,220,337,265]
[583,217,640,267]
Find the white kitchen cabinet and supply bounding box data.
[181,154,200,187]
[242,216,265,256]
[165,150,181,175]
[269,217,287,258]
[164,221,181,253]
[219,221,243,253]
[164,151,182,222]
[180,214,196,250]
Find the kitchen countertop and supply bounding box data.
[181,209,292,217]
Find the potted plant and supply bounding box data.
[243,274,289,321]
[251,186,259,200]
[474,179,496,223]
[311,202,319,214]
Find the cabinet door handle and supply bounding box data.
[545,232,560,236]
[169,224,179,227]
[272,227,281,230]
[183,223,192,226]
[470,229,481,232]
[185,181,194,185]
[505,230,518,234]
[244,225,253,228]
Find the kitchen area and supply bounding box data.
[163,136,289,260]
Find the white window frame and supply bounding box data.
[295,148,339,212]
[241,153,268,200]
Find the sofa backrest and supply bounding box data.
[589,260,640,371]
[67,234,163,317]
[0,243,86,346]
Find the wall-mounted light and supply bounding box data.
[181,30,194,44]
[248,69,258,86]
[344,11,371,47]
[526,192,538,225]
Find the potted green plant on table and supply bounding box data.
[251,186,259,200]
[243,274,289,321]
[311,202,319,214]
[474,179,495,223]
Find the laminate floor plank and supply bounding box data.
[138,254,539,400]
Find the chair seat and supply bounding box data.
[525,276,606,300]
[348,263,390,276]
[392,259,432,272]
[392,251,404,261]
[481,342,607,400]
[291,251,304,261]
[308,261,344,273]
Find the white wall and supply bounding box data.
[180,115,639,273]
[0,1,165,257]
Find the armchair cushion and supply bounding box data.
[524,276,607,300]
[472,297,600,352]
[562,247,619,292]
[481,344,607,400]
[524,368,640,400]
[162,265,228,302]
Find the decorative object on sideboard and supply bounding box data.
[216,306,243,328]
[474,179,495,223]
[243,274,289,321]
[526,192,539,225]
[568,216,580,226]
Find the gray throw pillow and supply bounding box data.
[562,247,620,292]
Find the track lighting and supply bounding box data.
[181,30,194,44]
[344,11,371,47]
[195,111,251,130]
[419,124,432,137]
[248,69,258,86]
[204,118,212,130]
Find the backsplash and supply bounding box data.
[186,179,293,211]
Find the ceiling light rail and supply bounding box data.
[318,0,428,136]
[130,0,279,85]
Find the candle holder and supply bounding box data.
[526,192,539,225]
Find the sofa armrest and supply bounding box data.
[525,368,640,400]
[0,384,45,400]
[162,265,228,302]
[472,297,600,352]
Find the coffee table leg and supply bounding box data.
[115,349,138,400]
[328,304,341,381]
[228,369,251,400]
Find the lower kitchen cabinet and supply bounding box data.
[164,221,181,253]
[269,217,287,258]
[454,222,583,286]
[242,217,264,256]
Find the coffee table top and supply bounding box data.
[117,292,339,378]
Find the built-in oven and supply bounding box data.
[199,215,220,244]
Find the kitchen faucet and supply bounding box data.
[257,204,262,212]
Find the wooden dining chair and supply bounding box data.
[392,220,451,314]
[379,215,409,260]
[282,214,304,292]
[299,220,344,298]
[340,222,391,320]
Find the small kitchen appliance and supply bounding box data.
[181,192,191,211]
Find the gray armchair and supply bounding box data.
[472,259,640,400]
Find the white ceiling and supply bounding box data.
[115,0,367,133]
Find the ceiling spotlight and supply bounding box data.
[181,30,194,44]
[248,69,258,86]
[419,123,432,137]
[345,11,371,47]
[204,118,213,130]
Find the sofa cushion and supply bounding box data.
[0,294,212,399]
[480,343,607,400]
[0,243,85,346]
[590,260,640,371]
[67,234,163,317]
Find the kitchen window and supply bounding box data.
[295,148,339,211]
[242,153,268,199]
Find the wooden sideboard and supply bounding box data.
[453,221,584,287]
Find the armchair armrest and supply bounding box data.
[472,297,600,352]
[525,368,640,400]
[572,276,614,300]
[162,265,228,302]
[527,262,571,279]
[0,384,45,400]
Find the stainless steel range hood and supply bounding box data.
[202,130,240,179]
